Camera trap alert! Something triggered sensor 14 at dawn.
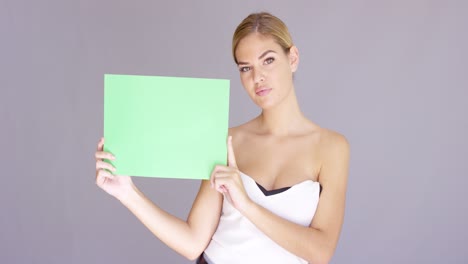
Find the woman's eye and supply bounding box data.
[264,57,275,64]
[239,66,250,72]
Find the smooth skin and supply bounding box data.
[95,32,349,264]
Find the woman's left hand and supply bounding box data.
[210,136,251,212]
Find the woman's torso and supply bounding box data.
[202,119,325,263]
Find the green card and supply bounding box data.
[103,74,230,179]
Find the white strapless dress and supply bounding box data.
[203,171,321,264]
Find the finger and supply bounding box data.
[210,165,222,189]
[210,165,231,188]
[96,160,116,172]
[95,151,115,161]
[96,168,114,178]
[221,187,234,206]
[227,136,238,168]
[96,169,114,186]
[212,171,233,193]
[215,181,230,194]
[97,137,104,151]
[213,175,235,206]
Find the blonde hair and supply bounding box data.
[232,12,293,64]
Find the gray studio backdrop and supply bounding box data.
[1,0,467,263]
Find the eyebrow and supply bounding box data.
[237,50,277,65]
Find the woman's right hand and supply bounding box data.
[95,137,135,201]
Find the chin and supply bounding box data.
[255,99,276,110]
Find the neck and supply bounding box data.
[257,88,306,136]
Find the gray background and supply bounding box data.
[1,0,467,263]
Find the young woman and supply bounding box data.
[95,12,349,264]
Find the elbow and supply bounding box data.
[307,245,334,264]
[183,243,207,261]
[183,233,211,261]
[184,248,204,261]
[186,253,200,262]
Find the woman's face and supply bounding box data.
[235,33,298,110]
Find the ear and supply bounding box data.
[289,45,299,73]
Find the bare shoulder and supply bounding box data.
[319,127,350,154]
[317,127,350,183]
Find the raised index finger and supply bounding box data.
[227,136,238,168]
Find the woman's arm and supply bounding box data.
[240,132,349,264]
[120,180,223,260]
[95,137,223,260]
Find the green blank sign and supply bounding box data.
[104,74,230,179]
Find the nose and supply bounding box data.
[253,68,265,84]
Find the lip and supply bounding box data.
[255,87,272,96]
